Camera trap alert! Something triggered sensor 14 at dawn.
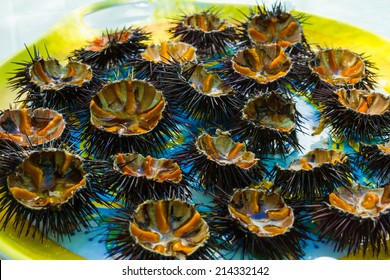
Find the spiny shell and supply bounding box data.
[228,188,294,237]
[130,199,209,258]
[7,150,86,209]
[196,132,258,168]
[29,58,92,90]
[113,153,182,184]
[232,44,291,84]
[247,12,302,48]
[0,108,65,147]
[141,41,197,64]
[288,149,348,171]
[310,48,365,86]
[243,91,296,133]
[90,80,165,136]
[188,64,234,97]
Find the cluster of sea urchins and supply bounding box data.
[1,2,389,260]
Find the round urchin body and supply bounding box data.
[8,48,102,111]
[206,188,309,259]
[157,63,243,125]
[134,41,197,82]
[168,10,237,57]
[214,43,302,97]
[0,108,68,148]
[310,183,390,257]
[230,91,303,156]
[305,48,377,99]
[98,152,192,206]
[72,27,150,70]
[0,148,108,240]
[272,148,354,202]
[80,79,180,160]
[315,88,390,143]
[105,199,224,260]
[237,3,309,52]
[176,131,265,193]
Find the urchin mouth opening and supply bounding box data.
[141,42,197,64]
[328,183,390,219]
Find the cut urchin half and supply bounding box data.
[0,108,67,150]
[310,182,390,257]
[134,41,197,81]
[206,188,309,259]
[80,79,180,160]
[237,3,309,52]
[72,27,150,70]
[307,48,377,98]
[97,152,192,206]
[175,130,264,193]
[356,142,390,185]
[230,91,303,156]
[105,199,225,260]
[168,10,237,57]
[8,47,102,111]
[214,43,300,96]
[0,148,108,240]
[315,88,390,142]
[158,63,243,124]
[272,148,353,202]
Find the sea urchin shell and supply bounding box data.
[272,148,353,201]
[81,79,179,159]
[207,188,308,259]
[105,199,223,260]
[311,183,390,257]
